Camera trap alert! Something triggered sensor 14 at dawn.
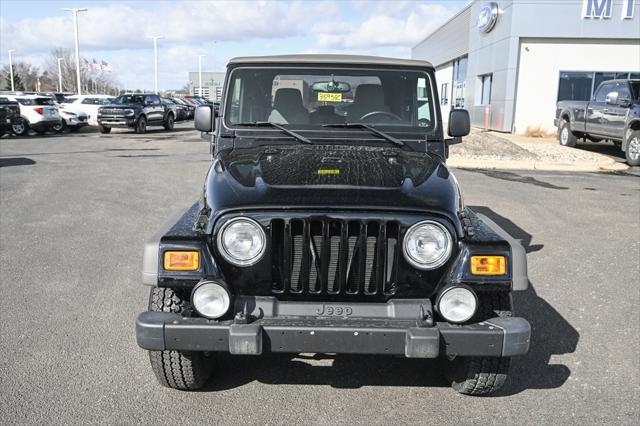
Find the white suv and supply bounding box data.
[62,95,115,126]
[7,95,61,136]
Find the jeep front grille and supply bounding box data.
[270,219,400,297]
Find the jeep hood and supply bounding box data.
[205,144,463,229]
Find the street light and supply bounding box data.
[148,35,164,94]
[8,49,14,91]
[62,7,88,95]
[57,58,64,92]
[195,54,205,98]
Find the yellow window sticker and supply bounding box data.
[318,92,342,102]
[317,169,340,175]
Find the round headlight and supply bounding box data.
[403,220,452,270]
[192,281,231,319]
[437,286,477,323]
[217,217,266,266]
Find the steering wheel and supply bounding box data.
[359,111,403,122]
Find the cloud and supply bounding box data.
[313,4,453,49]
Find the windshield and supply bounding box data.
[225,67,436,134]
[113,95,145,105]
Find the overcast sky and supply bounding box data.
[0,0,467,91]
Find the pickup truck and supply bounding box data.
[555,79,640,166]
[97,93,175,134]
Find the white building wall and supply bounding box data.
[435,63,454,132]
[513,39,640,134]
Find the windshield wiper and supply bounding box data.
[236,121,313,145]
[322,123,408,149]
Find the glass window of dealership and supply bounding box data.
[412,0,640,133]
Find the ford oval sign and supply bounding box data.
[477,2,499,33]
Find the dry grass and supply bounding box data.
[523,125,556,138]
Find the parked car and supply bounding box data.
[0,96,21,137]
[185,95,211,105]
[136,54,531,396]
[555,79,640,166]
[160,97,184,121]
[170,97,195,119]
[4,95,61,136]
[97,93,175,134]
[53,103,89,133]
[61,95,115,126]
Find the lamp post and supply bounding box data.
[8,49,14,91]
[57,58,64,92]
[196,54,205,98]
[62,7,88,95]
[148,35,164,94]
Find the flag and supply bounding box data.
[101,60,112,73]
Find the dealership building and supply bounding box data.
[187,72,225,102]
[412,0,640,133]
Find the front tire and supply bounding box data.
[12,119,29,136]
[625,130,640,167]
[163,113,174,130]
[135,116,147,134]
[558,120,577,147]
[98,124,111,134]
[147,287,213,390]
[444,292,513,396]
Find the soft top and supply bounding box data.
[228,54,433,68]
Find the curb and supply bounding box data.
[447,159,629,173]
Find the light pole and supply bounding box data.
[8,49,14,91]
[62,7,88,95]
[148,35,164,94]
[196,54,205,98]
[57,58,64,92]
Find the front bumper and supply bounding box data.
[136,298,530,358]
[98,116,136,128]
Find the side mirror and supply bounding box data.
[194,105,214,133]
[448,108,470,137]
[605,92,618,105]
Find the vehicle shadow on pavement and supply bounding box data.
[0,157,36,167]
[469,206,580,396]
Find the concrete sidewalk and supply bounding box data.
[448,130,628,172]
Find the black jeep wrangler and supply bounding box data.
[0,96,21,138]
[97,93,175,134]
[136,55,531,395]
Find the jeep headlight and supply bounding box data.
[403,220,452,270]
[217,217,266,266]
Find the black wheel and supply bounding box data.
[625,130,640,167]
[163,113,174,130]
[147,287,213,390]
[135,116,147,134]
[98,124,111,134]
[53,120,66,133]
[0,129,5,138]
[558,120,577,147]
[11,119,29,136]
[443,292,513,396]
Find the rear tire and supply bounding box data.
[53,120,66,133]
[625,130,640,167]
[147,287,213,390]
[558,120,577,147]
[163,113,174,130]
[98,124,111,134]
[444,292,513,396]
[135,116,147,134]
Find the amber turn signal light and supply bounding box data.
[164,251,200,271]
[471,255,506,275]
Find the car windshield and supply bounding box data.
[225,67,436,135]
[113,95,145,105]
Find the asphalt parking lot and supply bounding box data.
[1,124,638,424]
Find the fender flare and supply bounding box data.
[622,119,640,151]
